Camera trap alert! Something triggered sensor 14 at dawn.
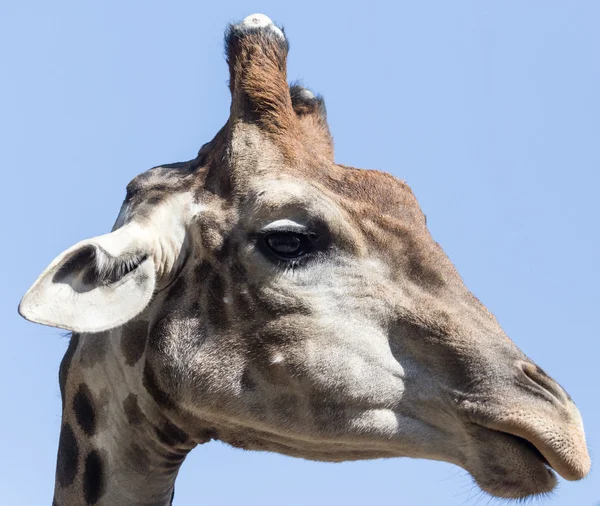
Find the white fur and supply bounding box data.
[240,13,284,39]
[18,222,156,333]
[19,194,202,333]
[299,88,315,100]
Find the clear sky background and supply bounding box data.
[1,1,598,505]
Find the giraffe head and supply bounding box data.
[21,14,590,501]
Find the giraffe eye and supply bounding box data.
[264,232,312,259]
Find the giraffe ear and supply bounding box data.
[19,224,156,333]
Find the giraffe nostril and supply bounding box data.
[518,361,570,405]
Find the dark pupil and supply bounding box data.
[266,233,304,257]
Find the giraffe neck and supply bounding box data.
[53,331,197,506]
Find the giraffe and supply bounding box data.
[19,13,590,506]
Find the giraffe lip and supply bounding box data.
[462,395,591,483]
[495,431,553,470]
[466,425,560,499]
[478,422,590,482]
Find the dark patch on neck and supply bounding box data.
[123,393,146,425]
[80,332,109,369]
[56,423,78,488]
[73,383,97,436]
[194,261,212,282]
[83,450,106,505]
[121,320,149,366]
[125,443,150,474]
[143,362,176,411]
[155,420,189,447]
[167,276,187,300]
[59,333,80,405]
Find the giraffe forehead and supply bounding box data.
[328,169,423,220]
[244,177,333,216]
[244,169,418,215]
[124,162,200,205]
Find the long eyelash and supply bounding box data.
[274,251,329,274]
[276,258,302,272]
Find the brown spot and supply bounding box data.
[83,450,106,505]
[56,423,78,488]
[125,443,150,474]
[73,383,97,436]
[123,394,145,425]
[79,332,109,368]
[121,320,148,366]
[143,362,176,411]
[167,276,186,300]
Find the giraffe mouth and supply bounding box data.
[478,421,590,484]
[464,424,559,499]
[495,431,554,472]
[461,393,590,495]
[462,407,592,499]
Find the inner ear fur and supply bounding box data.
[19,227,156,333]
[53,245,148,288]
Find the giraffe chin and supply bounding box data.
[465,427,559,499]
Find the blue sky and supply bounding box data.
[1,1,598,505]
